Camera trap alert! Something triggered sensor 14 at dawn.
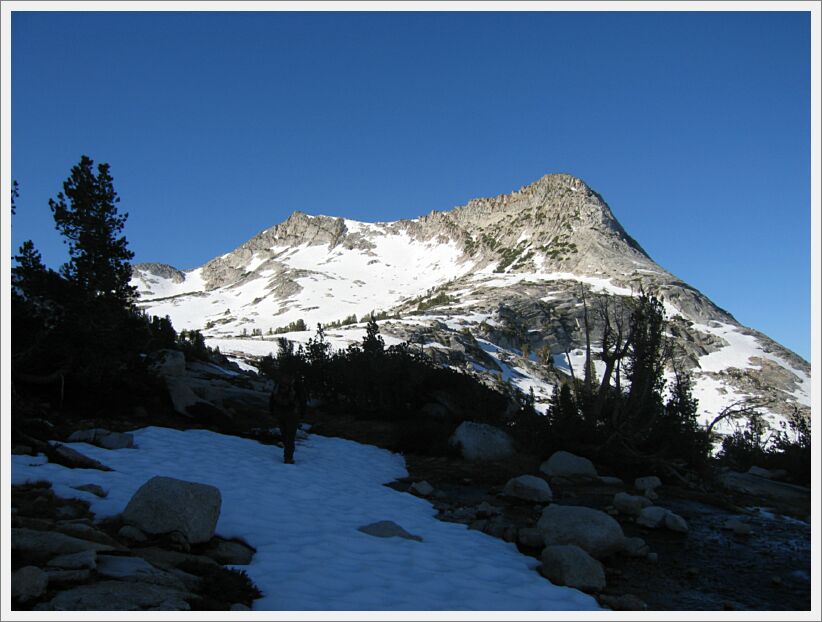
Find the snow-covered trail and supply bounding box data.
[11,427,599,611]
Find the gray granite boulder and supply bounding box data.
[539,545,606,593]
[34,580,192,610]
[12,566,49,603]
[537,505,624,558]
[613,492,652,517]
[357,520,423,542]
[502,474,553,503]
[539,451,598,481]
[122,476,222,544]
[449,422,515,461]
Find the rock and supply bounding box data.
[475,501,499,518]
[203,539,255,565]
[664,511,689,533]
[67,428,134,450]
[45,569,91,586]
[717,471,810,508]
[52,444,112,471]
[517,527,545,548]
[150,348,187,377]
[131,546,220,571]
[469,519,488,532]
[12,527,116,556]
[35,580,192,610]
[54,523,126,550]
[502,474,553,503]
[11,566,49,603]
[723,518,753,536]
[410,480,434,497]
[613,492,652,517]
[647,552,658,563]
[168,530,191,552]
[72,483,107,498]
[122,476,222,544]
[636,506,669,529]
[503,526,518,543]
[96,554,189,589]
[12,444,33,455]
[537,505,625,558]
[634,476,662,492]
[598,476,624,486]
[165,377,208,417]
[539,545,606,593]
[599,593,647,610]
[448,421,515,461]
[539,451,598,481]
[747,466,787,480]
[620,536,650,558]
[357,520,422,542]
[119,525,148,543]
[47,549,97,570]
[231,603,251,611]
[643,488,659,501]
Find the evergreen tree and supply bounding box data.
[49,155,135,304]
[362,316,385,357]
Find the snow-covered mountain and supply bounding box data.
[131,173,810,434]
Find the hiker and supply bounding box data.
[269,371,306,464]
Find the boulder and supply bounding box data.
[634,476,662,492]
[11,566,49,603]
[357,520,422,542]
[410,481,434,497]
[165,378,206,417]
[613,492,652,517]
[67,428,134,450]
[12,527,116,556]
[34,580,192,611]
[599,593,648,610]
[52,445,112,471]
[47,550,97,570]
[502,475,553,503]
[598,476,624,487]
[539,545,606,593]
[664,511,689,533]
[448,422,514,461]
[537,505,625,559]
[54,523,126,550]
[636,506,669,529]
[96,554,188,589]
[475,501,500,518]
[122,476,222,545]
[150,349,187,377]
[119,525,148,543]
[45,569,92,586]
[539,451,598,481]
[131,546,220,571]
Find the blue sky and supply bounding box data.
[10,10,811,360]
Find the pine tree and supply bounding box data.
[49,155,135,305]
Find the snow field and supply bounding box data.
[11,427,599,611]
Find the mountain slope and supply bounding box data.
[132,173,810,434]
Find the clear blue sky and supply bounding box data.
[10,10,811,360]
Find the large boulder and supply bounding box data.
[122,476,222,544]
[537,505,625,559]
[149,349,187,377]
[636,506,689,533]
[539,451,598,481]
[539,545,606,593]
[448,422,514,461]
[634,475,662,493]
[502,475,553,503]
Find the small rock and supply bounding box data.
[203,538,255,565]
[72,483,107,498]
[598,476,624,486]
[410,480,434,497]
[647,552,658,563]
[771,575,782,586]
[357,520,422,542]
[599,593,647,611]
[52,444,112,471]
[12,444,33,455]
[539,545,606,593]
[230,603,251,611]
[12,566,49,603]
[634,476,662,492]
[475,501,499,518]
[643,488,659,501]
[620,536,649,558]
[119,525,148,543]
